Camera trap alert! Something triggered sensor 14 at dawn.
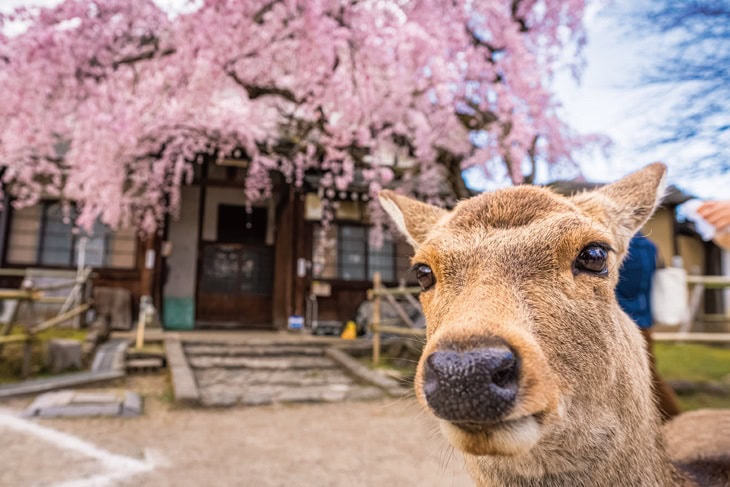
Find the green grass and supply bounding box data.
[0,326,88,383]
[654,342,730,410]
[654,343,730,383]
[675,393,730,411]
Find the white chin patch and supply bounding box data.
[441,416,542,457]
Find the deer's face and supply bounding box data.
[379,164,666,459]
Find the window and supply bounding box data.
[313,224,408,282]
[368,237,396,282]
[7,202,137,269]
[339,226,367,280]
[39,203,76,266]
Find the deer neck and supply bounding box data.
[467,362,692,486]
[466,429,690,486]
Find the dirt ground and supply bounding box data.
[0,375,473,486]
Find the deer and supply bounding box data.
[379,163,730,486]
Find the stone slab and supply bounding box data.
[165,337,200,404]
[38,403,122,418]
[0,370,125,399]
[23,390,143,418]
[72,391,120,403]
[27,390,75,410]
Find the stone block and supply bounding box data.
[121,391,143,417]
[46,339,82,373]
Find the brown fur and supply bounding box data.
[379,163,729,486]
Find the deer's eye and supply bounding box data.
[412,263,436,290]
[574,244,609,275]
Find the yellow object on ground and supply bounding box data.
[341,321,357,340]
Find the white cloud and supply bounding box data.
[554,0,730,199]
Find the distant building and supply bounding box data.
[0,159,413,331]
[0,171,724,332]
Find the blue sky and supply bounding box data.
[4,0,728,199]
[551,1,728,198]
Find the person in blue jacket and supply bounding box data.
[616,234,680,421]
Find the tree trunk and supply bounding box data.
[440,151,470,201]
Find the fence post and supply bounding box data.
[21,337,33,378]
[372,271,382,366]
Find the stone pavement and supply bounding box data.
[185,342,389,407]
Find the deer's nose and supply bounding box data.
[423,345,519,423]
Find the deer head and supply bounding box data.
[379,164,671,483]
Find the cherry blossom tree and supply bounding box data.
[0,0,593,235]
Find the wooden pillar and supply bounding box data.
[21,336,33,378]
[293,191,307,317]
[371,271,382,365]
[670,203,681,258]
[192,159,209,329]
[272,188,295,329]
[139,235,157,299]
[705,241,725,316]
[0,190,10,265]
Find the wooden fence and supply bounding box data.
[368,272,425,365]
[0,267,94,377]
[366,273,730,364]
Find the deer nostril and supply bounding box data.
[490,354,518,388]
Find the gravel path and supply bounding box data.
[0,375,472,486]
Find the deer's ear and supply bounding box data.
[572,162,667,242]
[378,190,448,248]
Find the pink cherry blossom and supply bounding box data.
[0,0,593,235]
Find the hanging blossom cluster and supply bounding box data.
[0,0,593,235]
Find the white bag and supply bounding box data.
[651,267,688,326]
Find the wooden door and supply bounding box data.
[196,205,275,328]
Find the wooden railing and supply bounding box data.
[367,272,425,365]
[682,275,730,329]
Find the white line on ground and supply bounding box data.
[0,409,158,487]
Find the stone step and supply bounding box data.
[195,368,354,388]
[91,338,130,372]
[198,383,384,407]
[188,355,338,370]
[183,344,324,357]
[126,358,165,373]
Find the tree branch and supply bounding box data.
[456,101,499,130]
[112,47,175,69]
[511,0,529,32]
[523,135,539,184]
[253,0,283,24]
[225,67,300,103]
[438,149,470,199]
